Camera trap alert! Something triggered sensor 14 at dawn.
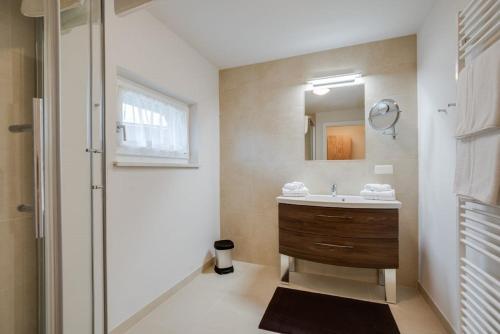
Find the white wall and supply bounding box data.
[417,0,466,331]
[105,5,220,331]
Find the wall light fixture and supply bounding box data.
[306,73,363,95]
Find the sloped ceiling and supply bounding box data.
[148,0,435,69]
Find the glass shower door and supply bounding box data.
[59,0,105,333]
[1,0,105,333]
[0,1,41,333]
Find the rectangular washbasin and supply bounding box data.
[276,194,402,209]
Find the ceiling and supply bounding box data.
[147,0,435,69]
[305,84,364,115]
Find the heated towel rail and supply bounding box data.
[458,0,500,70]
[458,199,500,334]
[457,1,499,333]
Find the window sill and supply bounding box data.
[113,161,199,168]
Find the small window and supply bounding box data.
[116,78,189,162]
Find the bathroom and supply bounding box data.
[1,0,498,333]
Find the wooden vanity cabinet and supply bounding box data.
[278,203,399,269]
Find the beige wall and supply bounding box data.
[114,0,152,15]
[220,35,418,286]
[0,0,38,333]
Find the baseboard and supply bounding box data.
[417,282,456,334]
[110,258,214,334]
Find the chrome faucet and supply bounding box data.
[331,184,337,197]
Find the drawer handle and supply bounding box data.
[314,242,354,249]
[316,214,353,220]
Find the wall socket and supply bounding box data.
[374,164,394,175]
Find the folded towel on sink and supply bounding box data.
[283,182,306,191]
[282,189,309,197]
[363,184,392,192]
[360,189,396,201]
[282,182,309,197]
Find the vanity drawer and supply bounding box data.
[279,203,398,239]
[279,229,398,268]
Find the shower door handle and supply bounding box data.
[33,98,44,239]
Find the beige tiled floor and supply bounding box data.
[125,261,447,334]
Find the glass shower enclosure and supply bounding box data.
[0,0,105,333]
[0,1,42,332]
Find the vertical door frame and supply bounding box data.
[90,0,108,332]
[43,0,63,333]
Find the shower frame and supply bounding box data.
[40,0,107,333]
[42,0,63,331]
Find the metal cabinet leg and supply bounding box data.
[289,256,296,272]
[384,269,397,304]
[378,269,385,286]
[280,254,295,284]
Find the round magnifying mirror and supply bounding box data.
[368,99,402,138]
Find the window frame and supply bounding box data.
[115,77,191,164]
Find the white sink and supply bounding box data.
[276,194,401,209]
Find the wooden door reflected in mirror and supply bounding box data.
[327,135,352,160]
[305,84,365,160]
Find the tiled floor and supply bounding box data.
[125,261,448,334]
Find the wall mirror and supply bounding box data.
[305,84,365,160]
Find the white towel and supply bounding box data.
[363,184,392,192]
[282,182,309,197]
[456,39,500,138]
[454,130,500,205]
[283,182,306,191]
[360,189,396,201]
[454,40,500,205]
[282,188,309,197]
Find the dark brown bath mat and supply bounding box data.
[259,287,400,334]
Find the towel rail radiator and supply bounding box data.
[458,0,500,70]
[458,198,500,334]
[457,2,500,333]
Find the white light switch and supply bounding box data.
[374,164,394,175]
